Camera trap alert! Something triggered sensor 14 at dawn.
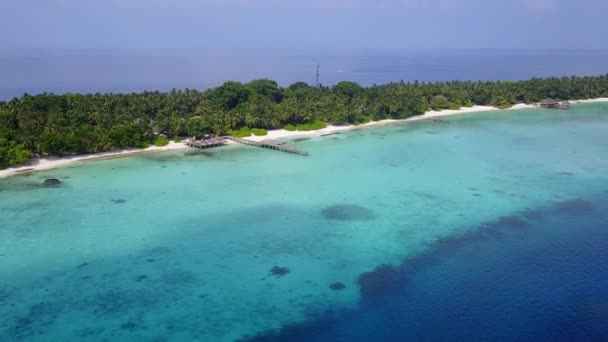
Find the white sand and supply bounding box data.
[245,105,513,142]
[569,97,608,103]
[1,99,606,178]
[0,141,188,178]
[508,103,537,110]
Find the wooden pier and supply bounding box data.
[225,136,309,156]
[184,136,309,156]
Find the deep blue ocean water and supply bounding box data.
[1,104,608,341]
[1,48,608,100]
[244,197,608,341]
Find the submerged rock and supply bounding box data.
[329,282,346,291]
[42,178,61,186]
[320,204,376,221]
[270,266,290,277]
[120,320,138,331]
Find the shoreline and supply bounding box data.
[1,98,606,179]
[0,142,187,178]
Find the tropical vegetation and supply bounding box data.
[1,75,607,168]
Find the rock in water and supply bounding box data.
[329,282,346,291]
[320,204,376,221]
[269,266,290,277]
[43,179,62,186]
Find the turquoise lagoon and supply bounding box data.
[1,103,608,341]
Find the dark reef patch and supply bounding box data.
[238,311,346,342]
[270,266,290,278]
[42,178,62,186]
[135,275,148,282]
[0,289,9,303]
[112,199,127,204]
[553,199,594,216]
[12,317,35,339]
[10,302,63,339]
[329,282,346,291]
[120,319,139,331]
[91,290,155,315]
[436,214,529,249]
[490,215,530,230]
[320,204,376,221]
[161,270,196,285]
[358,265,400,299]
[93,290,134,315]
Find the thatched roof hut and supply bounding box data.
[540,98,560,108]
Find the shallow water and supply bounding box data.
[1,104,607,341]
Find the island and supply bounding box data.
[1,74,607,172]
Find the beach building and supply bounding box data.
[540,99,560,109]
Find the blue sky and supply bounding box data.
[1,0,607,49]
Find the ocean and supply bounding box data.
[1,103,607,341]
[1,48,608,100]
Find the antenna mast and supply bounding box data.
[315,64,320,88]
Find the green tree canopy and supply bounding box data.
[1,73,607,168]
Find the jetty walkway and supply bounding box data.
[184,136,309,156]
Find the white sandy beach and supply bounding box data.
[569,98,608,103]
[243,105,502,142]
[1,99,606,179]
[0,141,187,178]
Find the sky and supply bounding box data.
[1,0,607,50]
